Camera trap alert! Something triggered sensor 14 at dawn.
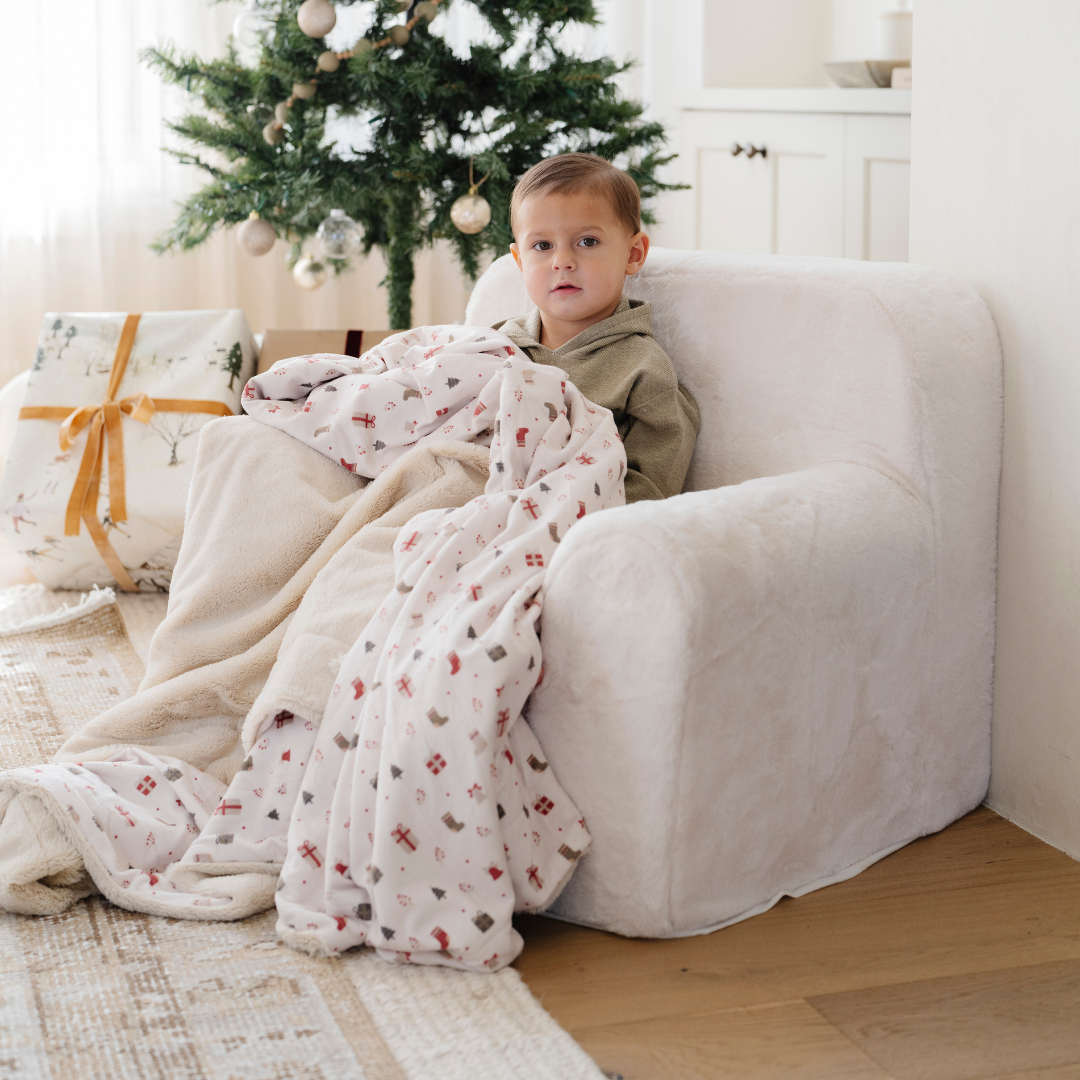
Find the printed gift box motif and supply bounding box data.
[0,310,255,592]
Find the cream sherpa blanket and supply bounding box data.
[0,326,626,972]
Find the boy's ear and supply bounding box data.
[625,231,650,277]
[510,243,523,272]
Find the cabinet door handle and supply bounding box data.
[747,144,768,159]
[730,142,744,156]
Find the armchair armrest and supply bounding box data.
[526,462,989,936]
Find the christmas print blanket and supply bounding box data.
[0,326,627,971]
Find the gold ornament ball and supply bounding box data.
[236,214,276,257]
[415,1,438,20]
[297,0,336,37]
[274,101,291,124]
[293,255,328,290]
[316,50,340,72]
[292,81,317,100]
[262,121,285,145]
[388,24,410,46]
[450,192,492,234]
[352,38,373,57]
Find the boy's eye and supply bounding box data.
[532,241,553,252]
[578,237,599,248]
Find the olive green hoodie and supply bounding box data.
[494,298,700,502]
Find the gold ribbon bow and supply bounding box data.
[19,313,234,592]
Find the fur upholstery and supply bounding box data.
[465,249,1003,937]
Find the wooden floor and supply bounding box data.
[514,807,1080,1080]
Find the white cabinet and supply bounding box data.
[671,89,911,262]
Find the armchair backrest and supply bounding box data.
[464,249,1000,500]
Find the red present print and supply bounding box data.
[116,806,136,827]
[392,824,417,852]
[136,775,157,797]
[427,754,447,775]
[576,453,596,466]
[216,801,243,816]
[436,407,449,417]
[353,413,376,428]
[396,675,414,698]
[468,583,484,601]
[520,498,540,520]
[298,841,322,867]
[400,531,420,552]
[497,709,510,737]
[274,710,294,727]
[533,796,554,816]
[525,552,544,567]
[527,865,545,890]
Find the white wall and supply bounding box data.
[702,0,831,87]
[910,1,1080,858]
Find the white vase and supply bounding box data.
[875,3,913,62]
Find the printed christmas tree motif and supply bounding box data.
[80,323,120,378]
[223,341,244,390]
[148,413,206,466]
[32,346,45,372]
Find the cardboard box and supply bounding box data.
[257,329,394,375]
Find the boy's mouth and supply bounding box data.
[552,282,581,294]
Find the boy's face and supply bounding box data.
[510,189,648,347]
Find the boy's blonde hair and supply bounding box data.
[510,153,641,238]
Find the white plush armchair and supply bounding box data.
[465,249,1002,938]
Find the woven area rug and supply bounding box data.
[0,585,604,1080]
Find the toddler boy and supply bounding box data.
[495,152,700,502]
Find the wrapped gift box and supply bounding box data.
[256,328,392,374]
[0,310,255,592]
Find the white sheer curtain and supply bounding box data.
[0,1,618,386]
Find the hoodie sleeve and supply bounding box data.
[621,360,702,502]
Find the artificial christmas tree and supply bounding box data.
[144,0,678,328]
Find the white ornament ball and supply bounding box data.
[316,50,340,72]
[274,101,292,124]
[236,214,276,256]
[450,192,492,234]
[292,81,316,100]
[293,255,328,290]
[317,208,362,260]
[263,121,285,145]
[297,0,336,37]
[388,24,410,46]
